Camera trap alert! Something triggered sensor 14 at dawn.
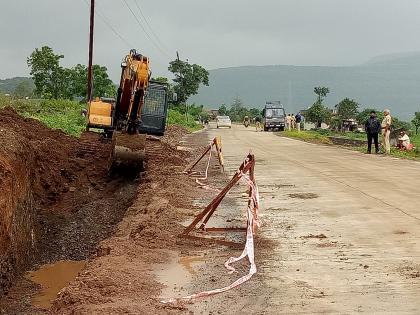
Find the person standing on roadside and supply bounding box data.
[381,109,392,154]
[286,114,292,131]
[295,112,302,132]
[364,110,381,154]
[291,114,296,130]
[255,115,262,132]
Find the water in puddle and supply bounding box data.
[25,260,86,309]
[155,253,206,298]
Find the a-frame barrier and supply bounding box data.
[181,153,256,247]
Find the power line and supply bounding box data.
[132,0,170,52]
[121,0,171,59]
[82,0,134,48]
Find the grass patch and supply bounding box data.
[277,130,332,144]
[278,129,420,161]
[167,109,202,132]
[1,96,86,137]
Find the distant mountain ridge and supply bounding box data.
[0,77,34,94]
[191,52,420,120]
[365,52,420,66]
[3,53,420,120]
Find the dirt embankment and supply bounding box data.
[0,106,86,292]
[0,106,134,295]
[0,126,35,292]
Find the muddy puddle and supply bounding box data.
[155,252,207,299]
[25,260,86,309]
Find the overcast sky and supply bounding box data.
[1,0,420,82]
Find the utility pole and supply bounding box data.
[87,0,95,102]
[176,51,188,122]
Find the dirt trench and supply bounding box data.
[0,107,193,313]
[0,107,134,291]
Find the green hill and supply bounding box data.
[0,77,34,95]
[191,53,420,120]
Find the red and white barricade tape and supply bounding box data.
[161,171,260,304]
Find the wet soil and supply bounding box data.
[288,192,319,199]
[0,109,196,314]
[25,260,86,309]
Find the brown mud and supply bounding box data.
[50,129,225,315]
[0,107,196,314]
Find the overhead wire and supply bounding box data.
[81,0,135,48]
[132,0,170,53]
[121,0,172,60]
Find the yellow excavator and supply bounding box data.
[87,49,169,171]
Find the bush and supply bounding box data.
[167,109,201,131]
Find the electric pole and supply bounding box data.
[176,51,188,121]
[87,0,95,102]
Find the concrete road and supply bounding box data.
[198,124,420,314]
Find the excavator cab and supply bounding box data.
[139,82,169,136]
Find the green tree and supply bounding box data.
[151,76,169,84]
[314,86,330,103]
[168,59,209,104]
[218,104,228,115]
[392,117,412,131]
[187,104,204,118]
[70,64,116,99]
[356,108,384,125]
[27,46,68,99]
[151,76,177,105]
[329,115,342,131]
[412,112,420,135]
[249,108,261,118]
[306,101,331,128]
[13,81,34,98]
[336,98,359,120]
[229,97,249,122]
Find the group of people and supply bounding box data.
[286,113,302,131]
[365,109,413,154]
[242,115,262,131]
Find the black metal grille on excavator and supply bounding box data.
[138,82,168,136]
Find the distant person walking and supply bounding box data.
[295,112,302,132]
[381,109,392,154]
[286,114,292,131]
[365,110,381,154]
[255,115,262,132]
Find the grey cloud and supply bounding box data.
[1,0,420,81]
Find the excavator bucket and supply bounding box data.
[111,131,146,172]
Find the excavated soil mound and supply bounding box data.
[0,107,112,294]
[0,107,84,204]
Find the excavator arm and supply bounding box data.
[115,49,151,134]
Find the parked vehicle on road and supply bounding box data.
[216,116,232,128]
[263,101,286,131]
